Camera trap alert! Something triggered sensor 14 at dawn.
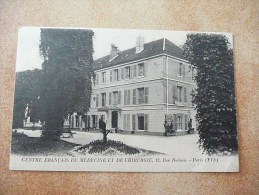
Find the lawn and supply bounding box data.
[11,133,78,156]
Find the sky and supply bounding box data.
[15,27,233,72]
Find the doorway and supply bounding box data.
[111,111,118,128]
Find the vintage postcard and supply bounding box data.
[10,27,239,172]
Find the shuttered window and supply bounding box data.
[144,114,149,130]
[127,114,130,130]
[132,114,136,130]
[121,68,124,80]
[138,63,144,76]
[143,62,147,77]
[109,92,112,105]
[96,94,99,107]
[127,90,131,105]
[124,90,130,105]
[110,70,113,82]
[130,66,133,79]
[173,85,177,103]
[123,114,130,130]
[133,65,137,77]
[124,90,127,105]
[133,89,137,105]
[184,87,187,103]
[144,87,149,104]
[118,91,121,105]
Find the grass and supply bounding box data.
[11,133,78,156]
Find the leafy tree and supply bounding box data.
[39,29,94,140]
[183,34,237,154]
[13,69,41,128]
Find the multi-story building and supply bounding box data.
[64,37,197,135]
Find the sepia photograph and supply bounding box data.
[10,27,238,172]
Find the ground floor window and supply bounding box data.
[123,114,130,130]
[177,116,183,130]
[131,113,148,131]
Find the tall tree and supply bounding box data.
[39,29,94,140]
[183,34,237,154]
[13,69,41,128]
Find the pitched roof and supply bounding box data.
[93,38,186,70]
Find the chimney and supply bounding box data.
[109,44,119,61]
[136,36,144,53]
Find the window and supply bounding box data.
[178,63,183,76]
[137,114,149,130]
[124,90,130,105]
[177,86,182,102]
[110,70,113,82]
[178,63,185,77]
[101,93,106,106]
[109,92,112,105]
[133,89,136,105]
[113,91,118,105]
[133,65,137,77]
[96,94,99,107]
[137,87,149,104]
[114,69,119,81]
[138,63,144,76]
[123,114,130,130]
[125,66,131,79]
[102,72,106,83]
[95,74,99,85]
[177,116,183,129]
[138,88,145,104]
[132,114,136,130]
[184,87,187,103]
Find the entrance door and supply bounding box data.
[138,115,145,130]
[111,111,118,128]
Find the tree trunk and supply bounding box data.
[103,132,107,144]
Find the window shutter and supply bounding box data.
[124,90,127,105]
[132,114,136,130]
[144,87,149,104]
[118,91,121,105]
[109,92,112,105]
[173,114,177,130]
[133,65,137,77]
[118,69,121,81]
[143,62,147,77]
[127,114,130,130]
[133,89,136,105]
[123,114,126,130]
[182,64,185,77]
[130,66,133,78]
[173,85,177,103]
[96,94,99,107]
[184,87,187,103]
[144,114,149,130]
[121,68,124,80]
[127,90,131,105]
[110,70,113,82]
[185,114,188,130]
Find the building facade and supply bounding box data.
[64,38,197,135]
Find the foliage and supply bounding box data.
[77,139,140,155]
[39,29,94,140]
[13,69,42,128]
[183,34,237,154]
